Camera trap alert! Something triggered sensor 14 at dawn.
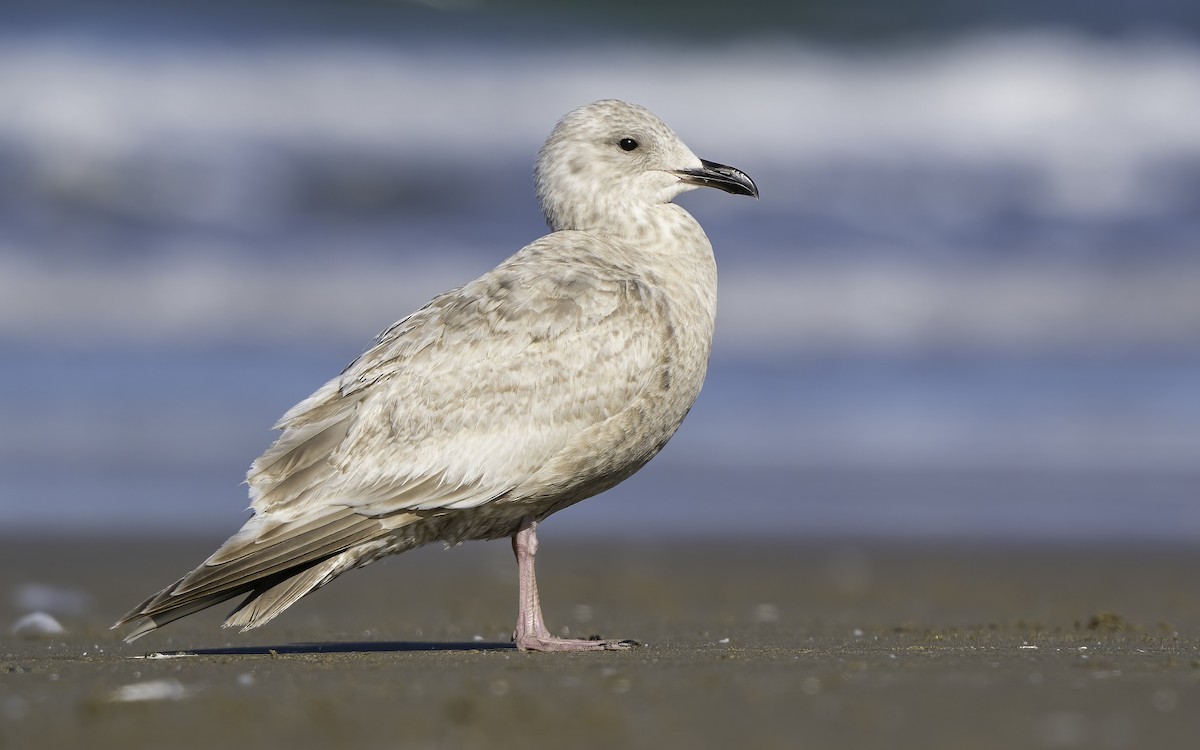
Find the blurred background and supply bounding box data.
[1,0,1197,540]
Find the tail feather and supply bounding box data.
[173,511,381,598]
[120,587,250,643]
[113,508,386,642]
[223,555,351,631]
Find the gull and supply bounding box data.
[114,99,758,652]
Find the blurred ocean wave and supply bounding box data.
[2,32,1198,223]
[3,31,1198,344]
[3,253,1199,355]
[1,24,1197,537]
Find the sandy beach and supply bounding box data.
[3,534,1199,749]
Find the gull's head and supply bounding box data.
[535,99,758,233]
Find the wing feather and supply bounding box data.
[113,508,385,640]
[246,232,664,520]
[116,233,671,641]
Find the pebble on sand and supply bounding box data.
[10,611,65,636]
[107,678,190,703]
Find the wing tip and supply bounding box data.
[115,616,160,643]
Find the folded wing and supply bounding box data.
[116,234,667,639]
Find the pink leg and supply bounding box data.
[511,517,637,652]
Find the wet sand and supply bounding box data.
[3,534,1199,749]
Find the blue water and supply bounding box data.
[3,344,1196,539]
[1,4,1198,539]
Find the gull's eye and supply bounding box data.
[618,137,639,152]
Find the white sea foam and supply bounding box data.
[0,32,1196,215]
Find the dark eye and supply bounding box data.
[618,137,639,152]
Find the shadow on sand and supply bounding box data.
[135,640,516,657]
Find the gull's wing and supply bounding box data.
[247,232,668,522]
[115,233,669,640]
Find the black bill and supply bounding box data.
[674,159,759,198]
